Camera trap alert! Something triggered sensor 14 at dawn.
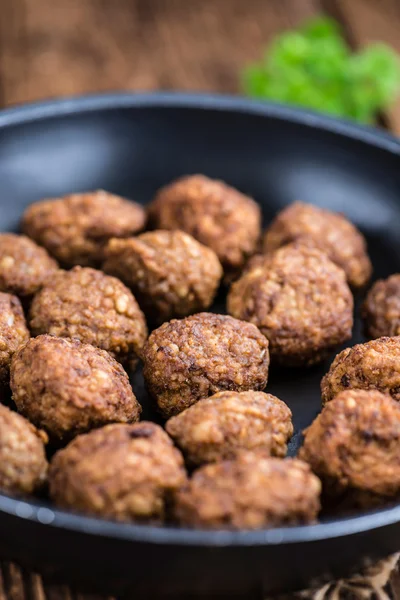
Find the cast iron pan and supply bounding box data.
[0,93,400,598]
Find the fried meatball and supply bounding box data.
[147,175,261,281]
[166,391,293,466]
[173,453,321,529]
[0,404,48,495]
[299,390,400,506]
[143,313,269,419]
[22,190,146,268]
[0,293,29,383]
[29,266,147,367]
[0,233,58,298]
[263,202,372,288]
[321,336,400,404]
[10,335,141,442]
[49,422,186,522]
[103,230,222,326]
[227,242,353,366]
[362,274,400,339]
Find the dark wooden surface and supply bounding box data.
[1,0,400,130]
[1,0,400,132]
[0,0,319,106]
[1,0,400,597]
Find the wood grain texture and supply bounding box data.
[0,0,318,105]
[0,559,396,600]
[1,0,399,130]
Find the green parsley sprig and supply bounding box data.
[242,16,400,124]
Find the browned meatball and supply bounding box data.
[29,266,147,368]
[227,242,353,366]
[0,404,48,495]
[22,190,146,268]
[166,391,293,466]
[49,422,186,522]
[0,233,58,298]
[263,202,372,288]
[321,337,400,404]
[10,335,141,442]
[0,293,30,383]
[147,175,261,281]
[173,453,321,529]
[299,390,400,506]
[143,313,269,419]
[103,230,222,326]
[362,274,400,338]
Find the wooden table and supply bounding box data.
[1,0,400,597]
[1,0,400,132]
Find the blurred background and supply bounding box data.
[1,0,400,132]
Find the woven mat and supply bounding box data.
[273,554,400,600]
[1,555,399,600]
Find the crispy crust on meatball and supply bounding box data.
[299,390,400,505]
[49,422,186,522]
[10,335,141,442]
[147,175,261,281]
[263,202,372,288]
[0,404,48,495]
[0,293,30,383]
[0,234,58,298]
[173,453,321,529]
[103,230,222,326]
[166,391,293,466]
[143,313,269,419]
[227,242,353,366]
[29,266,147,367]
[22,190,146,267]
[362,274,400,339]
[321,337,400,404]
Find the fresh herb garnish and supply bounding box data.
[242,16,400,124]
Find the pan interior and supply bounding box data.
[1,94,400,534]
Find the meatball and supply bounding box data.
[0,293,29,383]
[0,404,48,496]
[166,391,293,466]
[173,453,321,529]
[362,274,400,338]
[0,233,58,298]
[103,230,222,326]
[10,335,141,442]
[227,242,353,366]
[321,336,400,404]
[22,190,146,268]
[49,422,186,522]
[263,202,372,288]
[143,313,269,419]
[299,390,400,506]
[147,175,261,281]
[29,266,147,368]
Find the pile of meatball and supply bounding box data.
[1,176,400,531]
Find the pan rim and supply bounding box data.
[1,90,400,548]
[3,491,400,547]
[0,90,400,154]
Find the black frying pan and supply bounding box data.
[0,93,400,598]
